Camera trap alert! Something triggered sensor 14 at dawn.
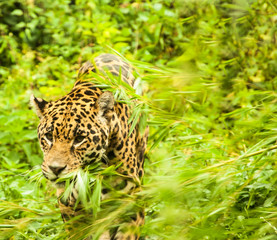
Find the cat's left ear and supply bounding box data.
[97,91,114,123]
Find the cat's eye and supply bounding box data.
[74,135,85,145]
[45,132,53,142]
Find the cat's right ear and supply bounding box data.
[30,94,49,119]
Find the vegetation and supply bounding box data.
[1,0,277,239]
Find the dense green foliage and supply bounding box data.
[1,0,277,239]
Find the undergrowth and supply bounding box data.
[0,0,277,239]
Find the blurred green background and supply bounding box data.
[1,0,277,239]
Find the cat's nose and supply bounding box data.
[49,165,67,176]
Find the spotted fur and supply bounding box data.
[31,54,148,240]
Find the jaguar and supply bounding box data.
[30,53,148,240]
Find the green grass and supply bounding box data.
[1,0,277,239]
